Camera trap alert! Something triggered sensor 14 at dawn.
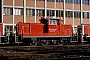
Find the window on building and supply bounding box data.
[30,0,35,1]
[3,7,13,15]
[47,0,55,2]
[74,0,80,4]
[26,9,35,16]
[15,8,23,15]
[74,11,81,18]
[83,12,89,18]
[47,10,49,16]
[51,0,55,2]
[32,9,35,16]
[82,0,89,5]
[51,10,55,16]
[65,0,73,3]
[26,9,31,16]
[56,0,63,2]
[47,10,55,16]
[66,11,73,17]
[36,9,44,16]
[36,0,44,1]
[56,10,63,17]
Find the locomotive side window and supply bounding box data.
[50,20,57,25]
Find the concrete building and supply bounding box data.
[0,0,90,33]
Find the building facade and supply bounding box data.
[0,0,90,33]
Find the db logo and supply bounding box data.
[49,28,56,32]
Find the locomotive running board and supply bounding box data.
[0,42,10,44]
[70,41,78,42]
[23,36,71,38]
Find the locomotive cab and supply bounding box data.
[15,17,73,45]
[44,18,63,36]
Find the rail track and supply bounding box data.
[0,44,90,60]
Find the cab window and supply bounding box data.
[49,20,57,25]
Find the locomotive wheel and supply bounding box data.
[58,39,64,45]
[41,40,49,46]
[31,40,38,46]
[52,40,57,45]
[31,42,37,46]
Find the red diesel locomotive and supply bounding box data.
[16,17,72,45]
[0,17,90,45]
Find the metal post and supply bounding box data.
[81,0,83,24]
[89,0,90,24]
[82,25,84,44]
[7,30,10,43]
[35,0,36,23]
[23,0,26,23]
[1,0,3,23]
[44,0,47,18]
[63,0,66,24]
[15,33,16,44]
